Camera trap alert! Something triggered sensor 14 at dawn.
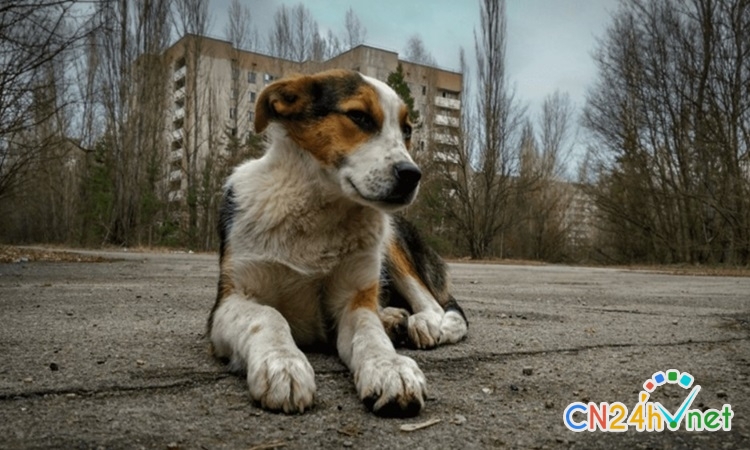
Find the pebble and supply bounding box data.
[672,320,679,325]
[482,387,492,394]
[136,359,145,366]
[717,390,727,398]
[49,363,59,371]
[343,441,353,447]
[452,414,467,425]
[23,377,33,384]
[545,400,555,409]
[522,367,533,376]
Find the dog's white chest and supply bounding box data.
[232,175,385,275]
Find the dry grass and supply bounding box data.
[446,256,750,277]
[618,264,750,277]
[0,246,111,264]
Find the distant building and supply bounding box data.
[161,34,463,207]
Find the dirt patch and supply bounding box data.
[0,246,111,264]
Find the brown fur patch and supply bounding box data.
[349,283,379,312]
[255,69,385,167]
[388,241,428,290]
[217,248,234,302]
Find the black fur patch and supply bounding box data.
[207,187,237,335]
[217,187,236,261]
[389,215,449,300]
[443,295,469,328]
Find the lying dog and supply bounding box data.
[208,69,468,416]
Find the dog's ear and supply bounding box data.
[254,76,313,133]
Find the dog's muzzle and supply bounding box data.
[385,161,421,204]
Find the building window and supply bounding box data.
[232,67,239,80]
[248,71,256,83]
[249,91,256,103]
[248,110,255,122]
[422,85,426,96]
[229,108,236,119]
[231,127,237,137]
[264,73,276,83]
[231,88,238,100]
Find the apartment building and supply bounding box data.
[161,34,463,207]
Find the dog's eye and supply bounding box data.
[345,110,376,131]
[402,124,412,140]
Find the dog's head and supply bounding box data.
[255,69,421,211]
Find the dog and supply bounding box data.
[208,69,468,417]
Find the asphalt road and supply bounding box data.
[1,249,748,449]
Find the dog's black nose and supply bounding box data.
[389,161,422,202]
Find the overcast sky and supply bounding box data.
[207,0,621,118]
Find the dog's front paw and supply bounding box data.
[247,348,316,414]
[380,307,409,345]
[407,310,442,349]
[355,354,426,417]
[438,310,468,345]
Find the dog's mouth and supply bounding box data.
[346,178,416,207]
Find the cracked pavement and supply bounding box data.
[1,250,748,449]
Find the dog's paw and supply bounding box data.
[407,310,442,349]
[247,347,316,414]
[379,307,409,345]
[438,309,468,345]
[355,354,426,417]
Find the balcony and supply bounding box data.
[174,107,185,121]
[173,66,186,82]
[433,132,459,146]
[434,114,460,128]
[433,150,459,164]
[172,128,183,141]
[435,96,461,110]
[173,86,185,102]
[169,150,182,163]
[168,190,184,202]
[169,169,182,183]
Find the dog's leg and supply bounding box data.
[387,242,468,349]
[331,263,427,416]
[210,293,316,413]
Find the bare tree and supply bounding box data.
[0,1,93,201]
[224,0,256,51]
[582,0,750,264]
[404,34,437,66]
[93,0,173,246]
[343,7,367,49]
[172,0,212,247]
[267,4,292,60]
[512,92,576,261]
[267,4,320,63]
[434,0,525,259]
